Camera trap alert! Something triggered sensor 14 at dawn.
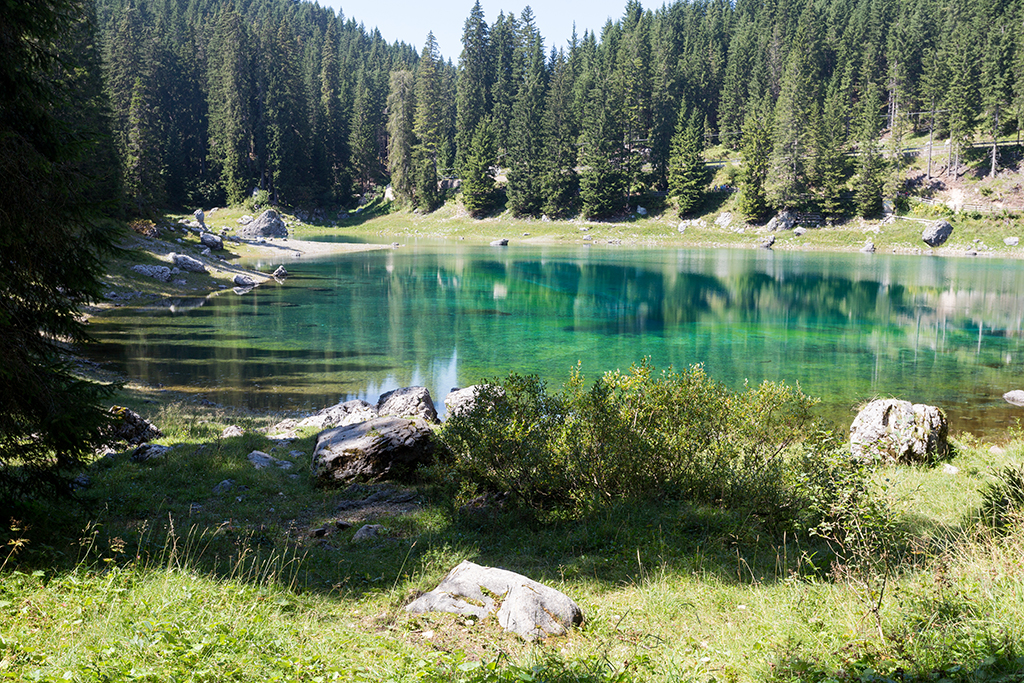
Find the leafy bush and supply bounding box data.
[433,361,824,526]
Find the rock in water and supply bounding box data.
[849,398,949,464]
[1003,390,1024,407]
[377,386,438,422]
[312,416,435,483]
[922,219,953,247]
[490,238,509,246]
[406,560,584,640]
[233,273,256,287]
[238,209,288,239]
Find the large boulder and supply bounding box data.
[849,398,949,464]
[170,252,208,273]
[101,406,162,446]
[444,384,506,419]
[1003,390,1024,407]
[766,211,797,232]
[406,560,584,640]
[922,219,953,247]
[300,399,378,430]
[239,209,288,239]
[200,232,223,250]
[312,416,434,483]
[193,208,205,228]
[377,386,438,422]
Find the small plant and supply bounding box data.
[978,462,1024,529]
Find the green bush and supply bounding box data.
[432,361,826,526]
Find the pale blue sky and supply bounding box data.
[319,0,636,60]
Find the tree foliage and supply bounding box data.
[0,0,117,501]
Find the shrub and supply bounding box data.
[432,361,823,525]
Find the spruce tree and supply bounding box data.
[737,96,773,222]
[208,10,256,205]
[579,81,625,219]
[386,70,416,202]
[506,37,547,216]
[541,49,580,218]
[455,1,491,176]
[413,32,445,211]
[461,118,497,217]
[814,76,848,221]
[668,109,706,217]
[855,82,885,218]
[1,0,117,500]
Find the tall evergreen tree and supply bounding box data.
[668,108,706,216]
[461,118,498,217]
[506,36,547,216]
[455,1,491,176]
[855,81,885,217]
[207,10,256,204]
[943,11,978,176]
[541,49,580,217]
[579,80,625,219]
[386,69,416,202]
[1,0,117,499]
[413,32,445,211]
[738,96,773,221]
[814,75,848,220]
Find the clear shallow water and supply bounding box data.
[89,243,1024,436]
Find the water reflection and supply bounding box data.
[88,245,1024,434]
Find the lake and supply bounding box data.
[89,242,1024,436]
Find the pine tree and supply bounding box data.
[386,70,416,202]
[668,109,705,216]
[579,80,625,219]
[208,9,256,205]
[263,16,307,204]
[319,19,348,201]
[855,81,885,217]
[1,0,116,499]
[943,13,978,176]
[814,75,848,220]
[738,96,773,222]
[413,32,445,211]
[455,1,491,176]
[124,76,166,213]
[980,22,1011,177]
[506,36,547,216]
[542,49,580,218]
[461,118,497,217]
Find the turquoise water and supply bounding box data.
[89,243,1024,435]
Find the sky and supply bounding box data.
[319,0,634,60]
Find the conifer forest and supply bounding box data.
[95,0,1024,220]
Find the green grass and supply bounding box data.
[3,394,1024,682]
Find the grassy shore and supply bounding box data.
[4,186,1024,682]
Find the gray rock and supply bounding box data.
[212,479,234,494]
[1004,237,1019,247]
[793,227,807,236]
[131,264,172,282]
[247,450,293,470]
[233,273,256,287]
[272,265,289,279]
[130,443,171,462]
[221,425,244,438]
[352,524,384,542]
[238,215,254,225]
[102,406,162,446]
[1002,390,1024,407]
[406,560,584,640]
[760,234,775,250]
[849,398,949,464]
[377,386,438,422]
[238,209,287,239]
[766,211,797,232]
[193,209,205,228]
[860,241,876,253]
[636,206,647,216]
[200,232,223,250]
[312,416,435,484]
[170,252,208,274]
[922,219,953,247]
[302,399,378,430]
[444,385,506,419]
[490,238,509,246]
